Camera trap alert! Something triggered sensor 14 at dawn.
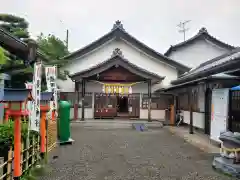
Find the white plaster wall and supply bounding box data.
[183,111,205,129]
[168,39,230,68]
[70,108,94,120]
[139,109,165,120]
[58,39,178,92]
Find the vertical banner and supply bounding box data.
[29,62,42,132]
[210,88,229,142]
[45,66,57,118]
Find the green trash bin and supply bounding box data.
[58,101,74,144]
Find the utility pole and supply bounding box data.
[66,29,69,50]
[177,20,191,41]
[60,20,69,50]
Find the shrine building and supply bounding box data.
[57,21,190,121]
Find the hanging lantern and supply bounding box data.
[119,86,122,94]
[114,86,117,93]
[129,86,132,94]
[108,86,111,94]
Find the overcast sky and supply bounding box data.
[2,0,240,53]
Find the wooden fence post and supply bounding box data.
[7,147,13,180]
[21,143,24,174]
[31,136,35,165]
[25,137,29,173]
[0,157,3,179]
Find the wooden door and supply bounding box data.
[128,94,140,118]
[94,93,117,118]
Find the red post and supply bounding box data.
[40,112,46,153]
[4,109,9,123]
[14,115,22,178]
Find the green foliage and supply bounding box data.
[0,121,38,151]
[0,13,29,40]
[0,14,29,71]
[0,47,7,65]
[37,33,69,60]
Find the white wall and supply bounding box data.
[183,111,205,129]
[168,39,230,68]
[140,109,165,120]
[57,39,178,92]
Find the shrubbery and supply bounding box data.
[0,121,38,152]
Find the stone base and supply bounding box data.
[58,138,74,145]
[212,156,240,178]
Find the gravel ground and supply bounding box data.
[38,124,236,180]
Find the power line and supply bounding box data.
[177,20,191,41]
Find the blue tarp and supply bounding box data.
[231,85,240,90]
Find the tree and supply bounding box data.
[37,33,69,61]
[0,14,29,40]
[0,47,7,65]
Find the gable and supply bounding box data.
[165,28,235,68]
[167,38,232,68]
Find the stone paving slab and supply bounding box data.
[38,124,235,180]
[167,126,220,154]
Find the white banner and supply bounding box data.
[210,88,229,143]
[45,66,57,117]
[29,63,42,132]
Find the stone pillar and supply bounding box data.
[148,80,152,122]
[81,79,86,121]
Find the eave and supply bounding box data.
[0,28,49,63]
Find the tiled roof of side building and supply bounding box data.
[164,27,236,56]
[171,48,240,85]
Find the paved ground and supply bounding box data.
[38,124,235,180]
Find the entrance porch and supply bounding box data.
[67,48,166,121]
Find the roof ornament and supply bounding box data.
[199,27,208,34]
[112,20,124,31]
[111,48,124,58]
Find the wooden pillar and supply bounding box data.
[148,80,152,122]
[27,39,38,65]
[74,81,79,120]
[189,88,194,134]
[81,79,86,121]
[204,83,210,134]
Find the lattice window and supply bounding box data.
[142,93,173,110]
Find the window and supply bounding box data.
[59,92,93,108]
[141,93,173,110]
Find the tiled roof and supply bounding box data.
[171,48,240,84]
[164,27,236,56]
[3,88,32,101]
[62,21,190,72]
